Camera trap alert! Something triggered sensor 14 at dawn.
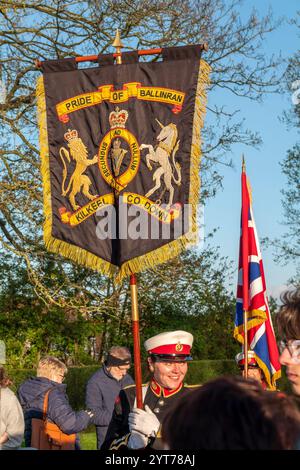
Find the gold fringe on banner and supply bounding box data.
[256,354,281,391]
[36,76,117,279]
[37,59,211,283]
[116,59,211,282]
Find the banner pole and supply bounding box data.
[130,274,143,409]
[243,309,248,379]
[112,29,143,408]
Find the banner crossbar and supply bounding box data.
[35,44,208,68]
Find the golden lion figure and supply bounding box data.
[59,129,98,211]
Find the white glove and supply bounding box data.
[128,431,149,449]
[128,405,160,438]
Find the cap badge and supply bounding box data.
[175,342,183,352]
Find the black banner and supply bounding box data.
[37,45,210,281]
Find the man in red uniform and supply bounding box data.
[102,330,198,450]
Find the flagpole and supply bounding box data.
[113,30,143,409]
[130,274,143,409]
[243,310,248,379]
[242,155,249,379]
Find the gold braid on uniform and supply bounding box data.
[109,433,130,450]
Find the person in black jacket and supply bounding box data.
[17,356,93,449]
[85,346,134,449]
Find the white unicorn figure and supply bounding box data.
[140,119,181,209]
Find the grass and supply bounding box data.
[79,425,97,450]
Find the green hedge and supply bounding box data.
[7,361,291,410]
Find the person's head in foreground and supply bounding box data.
[162,375,300,450]
[145,330,193,390]
[235,350,268,389]
[104,346,131,381]
[276,288,300,396]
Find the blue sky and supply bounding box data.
[204,0,299,299]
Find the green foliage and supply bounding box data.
[0,247,239,367]
[137,249,238,361]
[64,366,99,410]
[185,360,238,384]
[0,295,98,367]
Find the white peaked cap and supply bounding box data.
[144,330,193,355]
[235,350,256,363]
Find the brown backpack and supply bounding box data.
[31,389,76,450]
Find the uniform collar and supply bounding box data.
[150,378,183,398]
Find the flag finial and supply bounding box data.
[242,154,246,172]
[112,29,124,64]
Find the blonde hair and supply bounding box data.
[37,356,67,379]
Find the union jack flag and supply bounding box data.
[234,162,281,390]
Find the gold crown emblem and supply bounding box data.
[64,128,78,142]
[175,342,183,352]
[109,107,128,129]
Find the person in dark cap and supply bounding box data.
[101,330,199,450]
[235,350,268,390]
[85,346,134,449]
